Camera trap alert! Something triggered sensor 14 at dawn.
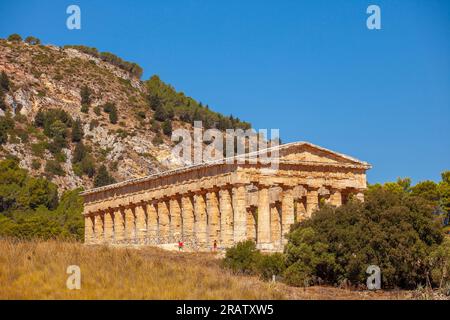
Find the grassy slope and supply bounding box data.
[0,239,283,299]
[0,239,415,300]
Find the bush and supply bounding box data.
[24,36,40,45]
[152,133,164,146]
[222,240,261,275]
[80,85,91,105]
[94,165,116,187]
[162,120,172,136]
[45,160,64,177]
[80,104,89,113]
[71,118,83,142]
[257,253,286,281]
[7,33,22,42]
[0,71,10,91]
[283,188,444,289]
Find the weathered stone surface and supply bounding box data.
[82,142,371,252]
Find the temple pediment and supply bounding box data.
[276,142,370,167]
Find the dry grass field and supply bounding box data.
[0,239,413,300]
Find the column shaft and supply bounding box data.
[158,201,170,243]
[329,189,343,207]
[135,204,147,244]
[181,195,194,239]
[125,207,136,243]
[206,191,220,248]
[85,216,94,244]
[170,197,182,241]
[146,202,158,240]
[281,188,295,244]
[232,185,247,243]
[219,188,233,247]
[306,188,319,217]
[104,211,114,243]
[270,204,281,249]
[194,193,207,246]
[94,213,104,244]
[257,185,271,249]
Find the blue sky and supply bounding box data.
[0,0,449,184]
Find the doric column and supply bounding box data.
[125,206,136,243]
[257,184,272,250]
[85,215,95,244]
[281,186,295,244]
[246,207,257,241]
[146,202,158,240]
[232,184,247,243]
[270,204,282,249]
[219,187,233,247]
[206,190,220,248]
[104,210,114,243]
[115,207,126,243]
[94,213,104,244]
[135,202,147,244]
[158,200,170,243]
[170,197,182,241]
[194,193,207,246]
[329,188,343,207]
[306,187,319,217]
[355,191,365,202]
[181,194,194,239]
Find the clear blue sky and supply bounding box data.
[1,0,449,184]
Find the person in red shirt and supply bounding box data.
[178,240,184,251]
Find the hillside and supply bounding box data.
[0,36,250,192]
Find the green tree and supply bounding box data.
[411,181,440,204]
[80,85,91,105]
[94,165,116,187]
[154,105,169,122]
[0,71,10,91]
[283,188,444,289]
[72,142,86,164]
[109,105,118,124]
[0,115,14,145]
[7,33,22,42]
[24,36,41,45]
[162,120,172,136]
[71,118,83,142]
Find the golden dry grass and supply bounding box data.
[0,239,285,300]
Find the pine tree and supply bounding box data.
[162,120,172,136]
[109,105,118,124]
[0,71,10,92]
[80,85,91,105]
[94,165,116,187]
[71,118,83,142]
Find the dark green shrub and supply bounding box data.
[45,160,64,176]
[222,240,261,275]
[257,253,286,281]
[7,33,22,42]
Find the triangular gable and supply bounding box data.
[277,142,369,166]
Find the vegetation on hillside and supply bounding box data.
[224,171,450,292]
[146,75,251,131]
[0,159,84,240]
[63,45,143,78]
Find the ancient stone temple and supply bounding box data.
[81,142,371,252]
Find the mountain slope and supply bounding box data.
[0,37,250,192]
